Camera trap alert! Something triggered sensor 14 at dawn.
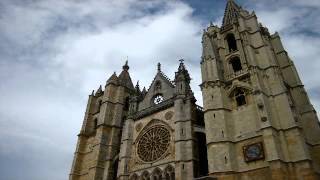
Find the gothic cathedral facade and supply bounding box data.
[69,1,320,180]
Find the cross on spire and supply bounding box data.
[179,59,184,63]
[157,62,161,72]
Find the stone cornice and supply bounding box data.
[200,80,226,89]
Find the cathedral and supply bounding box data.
[69,1,320,180]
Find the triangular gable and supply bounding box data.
[138,72,175,110]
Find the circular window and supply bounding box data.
[153,95,164,105]
[165,111,174,120]
[137,126,170,162]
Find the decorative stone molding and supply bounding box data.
[132,99,174,120]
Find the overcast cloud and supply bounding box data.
[0,0,319,180]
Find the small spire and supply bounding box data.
[95,85,103,96]
[142,87,147,96]
[91,90,95,96]
[106,72,118,84]
[135,81,141,94]
[157,62,161,72]
[178,59,185,70]
[123,60,129,71]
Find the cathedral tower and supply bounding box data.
[69,62,135,180]
[201,0,320,179]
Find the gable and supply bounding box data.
[138,72,175,110]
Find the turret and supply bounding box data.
[95,85,103,96]
[118,61,134,90]
[201,29,224,83]
[174,59,193,99]
[106,72,119,86]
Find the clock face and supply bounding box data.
[246,145,261,158]
[243,142,264,162]
[153,95,164,104]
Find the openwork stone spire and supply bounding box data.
[222,0,241,27]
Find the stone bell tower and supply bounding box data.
[69,61,135,180]
[200,0,320,179]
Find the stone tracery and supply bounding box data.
[137,125,171,162]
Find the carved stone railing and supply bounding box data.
[226,68,249,80]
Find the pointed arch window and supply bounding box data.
[226,33,237,52]
[124,97,130,111]
[93,118,98,129]
[234,89,246,106]
[141,171,150,180]
[164,165,175,180]
[129,173,138,180]
[152,168,163,180]
[229,57,242,72]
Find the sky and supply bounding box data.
[0,0,319,180]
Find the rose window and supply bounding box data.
[137,126,170,162]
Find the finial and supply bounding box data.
[136,80,140,88]
[91,90,94,95]
[157,62,161,72]
[142,86,147,95]
[210,21,213,26]
[122,60,129,71]
[95,85,103,96]
[179,58,184,64]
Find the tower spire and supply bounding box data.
[222,0,240,27]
